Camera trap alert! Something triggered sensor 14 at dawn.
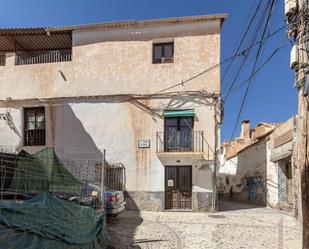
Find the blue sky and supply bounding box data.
[0,0,297,141]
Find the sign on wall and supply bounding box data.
[138,140,150,148]
[167,179,174,187]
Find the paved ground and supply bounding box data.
[108,201,301,249]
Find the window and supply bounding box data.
[24,107,46,146]
[153,42,174,64]
[164,116,194,152]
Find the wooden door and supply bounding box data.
[165,166,192,209]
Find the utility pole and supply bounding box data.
[285,0,309,247]
[212,96,220,212]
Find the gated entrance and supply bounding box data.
[278,158,293,210]
[165,166,192,210]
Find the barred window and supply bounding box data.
[24,107,46,146]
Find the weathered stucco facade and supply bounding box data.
[219,138,269,205]
[0,15,226,211]
[267,116,300,215]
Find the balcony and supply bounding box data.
[15,50,72,65]
[156,130,213,161]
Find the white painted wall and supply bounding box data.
[266,141,279,207]
[0,18,223,210]
[218,140,268,204]
[0,98,215,194]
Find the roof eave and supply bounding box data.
[46,13,228,33]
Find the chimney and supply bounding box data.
[241,120,251,139]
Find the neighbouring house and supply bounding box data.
[0,14,227,211]
[219,117,300,216]
[267,116,300,215]
[219,120,279,206]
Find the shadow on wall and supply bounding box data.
[55,104,143,248]
[54,104,102,157]
[218,142,268,211]
[130,94,215,122]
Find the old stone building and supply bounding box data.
[0,14,227,211]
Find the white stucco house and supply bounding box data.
[0,14,227,211]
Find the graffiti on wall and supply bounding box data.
[246,176,263,200]
[218,174,264,203]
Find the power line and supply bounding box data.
[154,23,289,95]
[224,42,289,100]
[223,0,277,99]
[228,0,277,141]
[221,0,264,84]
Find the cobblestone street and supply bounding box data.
[108,201,301,249]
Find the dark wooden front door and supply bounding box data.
[165,166,192,209]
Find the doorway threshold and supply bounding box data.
[164,209,193,212]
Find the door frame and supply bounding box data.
[164,165,193,210]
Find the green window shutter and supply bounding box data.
[163,109,195,118]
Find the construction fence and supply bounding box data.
[0,146,111,249]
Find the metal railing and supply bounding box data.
[24,129,46,146]
[15,49,72,65]
[103,163,126,191]
[156,130,213,157]
[0,54,5,66]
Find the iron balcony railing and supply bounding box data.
[24,129,46,146]
[156,130,213,159]
[15,49,72,65]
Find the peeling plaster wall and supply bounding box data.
[0,20,222,211]
[268,117,298,214]
[0,96,216,211]
[266,141,279,208]
[0,20,221,100]
[0,108,23,148]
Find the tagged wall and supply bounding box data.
[218,140,268,205]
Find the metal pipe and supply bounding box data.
[101,149,106,209]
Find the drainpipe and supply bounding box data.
[212,97,219,212]
[101,149,106,209]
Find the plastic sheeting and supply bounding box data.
[0,193,107,249]
[0,148,107,249]
[8,148,83,194]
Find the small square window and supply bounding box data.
[153,42,174,64]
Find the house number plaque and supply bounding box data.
[138,140,150,148]
[168,179,174,187]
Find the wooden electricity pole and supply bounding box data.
[297,3,309,248]
[299,91,309,248]
[286,0,309,247]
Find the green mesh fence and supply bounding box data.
[0,147,108,249]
